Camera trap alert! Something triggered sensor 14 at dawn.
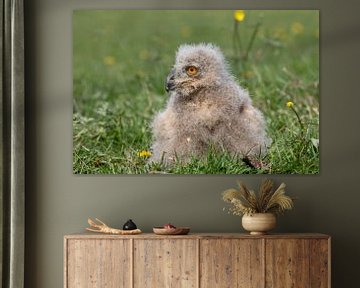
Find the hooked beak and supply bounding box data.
[165,69,176,92]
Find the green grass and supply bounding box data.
[73,10,319,174]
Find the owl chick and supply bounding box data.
[149,43,271,164]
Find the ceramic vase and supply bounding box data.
[242,213,276,235]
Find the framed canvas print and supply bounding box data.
[73,10,319,174]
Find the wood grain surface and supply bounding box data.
[265,239,310,287]
[309,239,330,288]
[65,239,131,288]
[200,238,264,288]
[133,239,198,288]
[64,233,330,288]
[65,232,330,240]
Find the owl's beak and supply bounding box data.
[165,69,176,92]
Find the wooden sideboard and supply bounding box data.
[64,233,330,288]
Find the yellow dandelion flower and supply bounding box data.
[137,150,152,157]
[291,22,304,35]
[234,10,246,22]
[286,101,294,108]
[103,56,116,66]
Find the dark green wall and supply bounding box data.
[25,0,360,287]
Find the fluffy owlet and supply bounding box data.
[149,43,271,164]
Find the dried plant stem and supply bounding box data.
[222,179,294,216]
[86,218,142,235]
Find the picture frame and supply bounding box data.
[73,9,319,175]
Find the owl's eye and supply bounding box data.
[186,66,198,76]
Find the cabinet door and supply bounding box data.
[265,239,329,288]
[309,239,330,288]
[65,239,131,288]
[200,239,264,288]
[134,239,198,288]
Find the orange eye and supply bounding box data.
[186,66,198,76]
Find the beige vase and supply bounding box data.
[242,213,276,235]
